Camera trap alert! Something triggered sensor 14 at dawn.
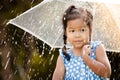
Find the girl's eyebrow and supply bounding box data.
[81,25,86,28]
[81,26,87,29]
[67,25,87,29]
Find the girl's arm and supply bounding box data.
[82,44,111,78]
[52,55,65,80]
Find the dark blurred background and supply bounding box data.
[0,0,120,80]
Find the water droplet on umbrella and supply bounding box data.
[39,20,41,24]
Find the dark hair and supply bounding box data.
[62,5,93,61]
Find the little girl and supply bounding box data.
[52,5,111,80]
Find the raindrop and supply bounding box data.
[15,41,17,45]
[114,69,116,72]
[43,63,45,67]
[32,69,35,72]
[7,38,10,42]
[8,74,12,80]
[50,54,54,61]
[49,51,54,63]
[52,48,56,52]
[36,48,39,52]
[0,39,3,45]
[39,55,41,58]
[10,0,13,3]
[7,51,10,58]
[12,37,14,40]
[3,34,7,38]
[14,70,17,75]
[34,74,37,77]
[31,46,34,49]
[0,5,3,10]
[4,41,7,45]
[48,48,53,54]
[48,73,51,78]
[27,74,30,79]
[3,20,8,25]
[36,72,39,75]
[41,43,45,56]
[13,57,16,65]
[39,61,41,64]
[28,59,30,64]
[39,77,43,80]
[40,45,42,48]
[30,38,34,43]
[2,28,5,31]
[11,10,14,13]
[21,32,26,41]
[17,33,20,37]
[31,0,34,5]
[29,68,31,73]
[4,58,10,70]
[0,52,2,55]
[35,41,38,45]
[24,42,29,47]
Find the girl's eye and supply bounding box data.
[71,30,75,32]
[81,28,85,32]
[69,30,75,32]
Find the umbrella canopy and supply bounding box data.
[7,0,120,52]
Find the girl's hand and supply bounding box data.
[82,44,92,56]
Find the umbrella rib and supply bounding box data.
[51,29,63,49]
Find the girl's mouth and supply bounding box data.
[74,40,83,43]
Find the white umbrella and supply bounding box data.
[7,0,120,52]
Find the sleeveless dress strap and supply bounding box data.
[91,41,103,53]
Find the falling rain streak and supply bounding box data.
[4,58,10,70]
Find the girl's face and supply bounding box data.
[66,18,90,48]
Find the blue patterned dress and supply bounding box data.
[59,41,107,80]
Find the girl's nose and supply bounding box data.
[75,32,81,38]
